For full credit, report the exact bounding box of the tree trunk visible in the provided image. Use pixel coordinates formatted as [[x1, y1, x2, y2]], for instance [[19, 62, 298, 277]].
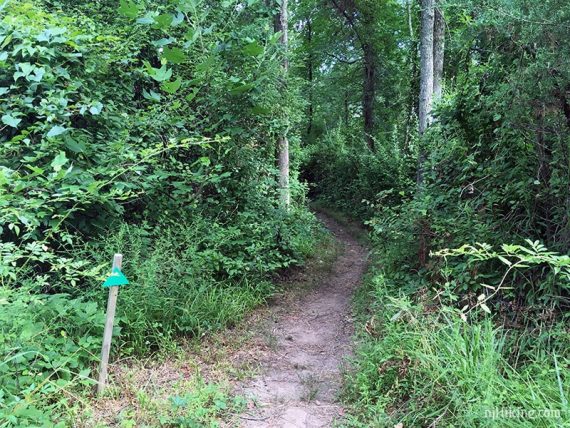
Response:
[[417, 0, 435, 268], [363, 43, 376, 151], [404, 0, 418, 153], [329, 0, 375, 150], [306, 21, 314, 137], [275, 0, 290, 207], [433, 5, 445, 101], [417, 0, 435, 186], [344, 89, 349, 126]]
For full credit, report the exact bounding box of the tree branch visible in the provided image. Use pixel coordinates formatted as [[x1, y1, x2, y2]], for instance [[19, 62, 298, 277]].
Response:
[[325, 52, 360, 64], [329, 0, 366, 50]]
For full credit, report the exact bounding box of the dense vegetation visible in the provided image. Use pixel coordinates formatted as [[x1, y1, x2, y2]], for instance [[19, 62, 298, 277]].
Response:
[[0, 1, 316, 424], [298, 0, 570, 426], [1, 0, 569, 426]]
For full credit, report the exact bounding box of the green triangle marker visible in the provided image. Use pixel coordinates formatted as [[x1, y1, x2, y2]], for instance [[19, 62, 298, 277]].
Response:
[[102, 266, 130, 288]]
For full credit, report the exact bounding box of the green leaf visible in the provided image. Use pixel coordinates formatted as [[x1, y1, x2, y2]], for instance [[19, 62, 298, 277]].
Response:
[[119, 0, 139, 18], [250, 106, 270, 115], [163, 47, 187, 64], [144, 62, 173, 82], [143, 89, 161, 102], [497, 255, 511, 266], [2, 114, 21, 128], [47, 125, 67, 138], [64, 138, 86, 153], [161, 77, 183, 94], [242, 41, 264, 57], [89, 102, 104, 115], [51, 151, 68, 172], [153, 14, 174, 30], [229, 83, 254, 95], [185, 88, 199, 102]]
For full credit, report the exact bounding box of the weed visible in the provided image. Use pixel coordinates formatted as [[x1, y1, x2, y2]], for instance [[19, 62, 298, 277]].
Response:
[[300, 373, 321, 403]]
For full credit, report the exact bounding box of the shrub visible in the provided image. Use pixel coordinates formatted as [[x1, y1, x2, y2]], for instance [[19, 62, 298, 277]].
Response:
[[0, 286, 103, 426]]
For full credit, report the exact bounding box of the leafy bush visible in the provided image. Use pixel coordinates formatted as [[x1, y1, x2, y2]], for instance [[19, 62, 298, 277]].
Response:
[[0, 1, 320, 425], [85, 208, 318, 352], [435, 240, 570, 312], [303, 128, 411, 219], [0, 287, 103, 427]]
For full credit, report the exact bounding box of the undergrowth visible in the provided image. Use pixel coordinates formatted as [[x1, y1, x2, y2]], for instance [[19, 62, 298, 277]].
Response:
[[343, 233, 570, 428], [0, 208, 321, 426]]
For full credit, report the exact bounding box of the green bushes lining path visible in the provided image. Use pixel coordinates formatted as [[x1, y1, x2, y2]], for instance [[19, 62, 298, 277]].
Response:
[[0, 1, 318, 425], [1, 210, 320, 426]]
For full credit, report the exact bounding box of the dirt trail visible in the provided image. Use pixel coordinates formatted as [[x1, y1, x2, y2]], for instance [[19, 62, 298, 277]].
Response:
[[236, 214, 368, 427]]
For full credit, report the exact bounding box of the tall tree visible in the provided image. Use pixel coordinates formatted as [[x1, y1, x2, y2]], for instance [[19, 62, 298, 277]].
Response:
[[433, 6, 445, 101], [275, 0, 291, 207], [404, 0, 418, 152], [306, 19, 314, 137], [417, 0, 435, 186], [330, 0, 376, 150]]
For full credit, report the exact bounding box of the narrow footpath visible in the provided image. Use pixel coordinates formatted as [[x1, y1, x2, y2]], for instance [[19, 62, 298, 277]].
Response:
[[236, 214, 368, 427]]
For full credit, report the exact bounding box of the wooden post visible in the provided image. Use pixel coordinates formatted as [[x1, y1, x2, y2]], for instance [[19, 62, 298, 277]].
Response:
[[97, 253, 122, 395]]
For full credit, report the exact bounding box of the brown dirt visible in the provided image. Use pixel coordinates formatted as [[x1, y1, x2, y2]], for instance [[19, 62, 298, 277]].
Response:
[[234, 213, 368, 427]]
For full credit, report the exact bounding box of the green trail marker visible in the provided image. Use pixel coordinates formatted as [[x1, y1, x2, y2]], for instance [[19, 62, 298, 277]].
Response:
[[97, 254, 127, 395], [102, 267, 129, 288]]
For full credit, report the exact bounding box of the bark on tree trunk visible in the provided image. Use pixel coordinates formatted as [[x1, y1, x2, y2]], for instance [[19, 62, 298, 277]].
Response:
[[418, 0, 435, 136], [433, 6, 445, 101], [306, 21, 313, 136], [404, 0, 418, 153], [417, 0, 435, 186], [275, 0, 290, 207], [363, 43, 376, 151], [417, 0, 436, 268]]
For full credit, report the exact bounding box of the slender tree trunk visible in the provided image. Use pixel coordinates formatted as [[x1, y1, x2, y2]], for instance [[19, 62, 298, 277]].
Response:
[[306, 21, 314, 137], [534, 104, 555, 241], [433, 6, 445, 101], [417, 0, 436, 268], [344, 89, 349, 126], [329, 0, 375, 150], [275, 0, 290, 207], [417, 0, 435, 187], [404, 0, 417, 152], [363, 43, 376, 151]]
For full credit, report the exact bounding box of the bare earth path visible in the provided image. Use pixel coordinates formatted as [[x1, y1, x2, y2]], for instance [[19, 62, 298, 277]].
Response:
[[236, 214, 368, 427]]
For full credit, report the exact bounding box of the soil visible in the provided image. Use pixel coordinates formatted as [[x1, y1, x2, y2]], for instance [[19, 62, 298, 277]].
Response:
[[234, 213, 368, 427]]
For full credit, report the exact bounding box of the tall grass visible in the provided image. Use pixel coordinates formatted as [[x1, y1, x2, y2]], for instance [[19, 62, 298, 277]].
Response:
[[344, 268, 569, 427]]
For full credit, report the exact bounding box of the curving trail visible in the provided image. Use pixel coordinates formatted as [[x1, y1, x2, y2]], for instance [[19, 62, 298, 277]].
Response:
[[236, 214, 368, 428]]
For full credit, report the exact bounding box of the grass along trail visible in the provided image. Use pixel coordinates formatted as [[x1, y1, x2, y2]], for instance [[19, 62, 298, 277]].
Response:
[[234, 213, 368, 427]]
